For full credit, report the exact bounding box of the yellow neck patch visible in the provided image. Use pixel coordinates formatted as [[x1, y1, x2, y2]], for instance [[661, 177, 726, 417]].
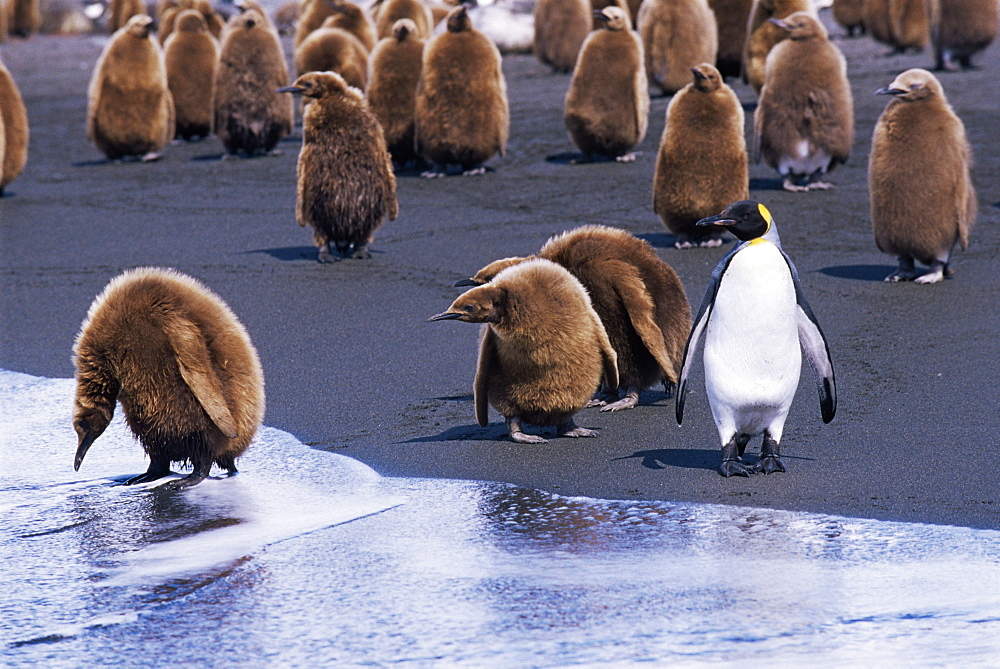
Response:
[[757, 203, 773, 235]]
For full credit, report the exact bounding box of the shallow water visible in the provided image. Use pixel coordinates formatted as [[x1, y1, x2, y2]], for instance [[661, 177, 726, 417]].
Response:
[[3, 370, 1000, 666]]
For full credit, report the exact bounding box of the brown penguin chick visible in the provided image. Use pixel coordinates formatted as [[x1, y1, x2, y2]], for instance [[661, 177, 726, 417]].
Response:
[[73, 267, 265, 489], [870, 69, 976, 284], [192, 0, 225, 39], [321, 0, 377, 51], [889, 0, 929, 51], [414, 6, 509, 176], [373, 0, 433, 39], [742, 0, 813, 94], [234, 0, 280, 34], [7, 0, 40, 37], [707, 0, 754, 78], [564, 7, 648, 162], [456, 226, 692, 412], [294, 0, 335, 47], [926, 0, 998, 70], [157, 0, 193, 44], [0, 56, 28, 196], [366, 18, 425, 166], [754, 12, 853, 192], [637, 0, 717, 95], [831, 0, 865, 37], [164, 10, 219, 140], [87, 15, 175, 162], [654, 64, 748, 248], [862, 0, 898, 49], [107, 0, 145, 33], [431, 259, 619, 443], [273, 1, 300, 34], [279, 71, 398, 262], [589, 0, 630, 30], [294, 17, 369, 91], [214, 9, 293, 156], [532, 0, 591, 73]]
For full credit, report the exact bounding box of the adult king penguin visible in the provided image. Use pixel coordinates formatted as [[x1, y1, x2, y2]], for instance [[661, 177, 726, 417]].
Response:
[[676, 200, 836, 477]]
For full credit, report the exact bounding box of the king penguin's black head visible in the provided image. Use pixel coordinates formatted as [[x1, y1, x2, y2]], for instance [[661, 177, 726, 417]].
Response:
[[696, 200, 773, 241]]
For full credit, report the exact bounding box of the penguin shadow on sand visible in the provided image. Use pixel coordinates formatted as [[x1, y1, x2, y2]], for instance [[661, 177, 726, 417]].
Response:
[[245, 246, 385, 262], [190, 135, 300, 162], [748, 176, 787, 190], [819, 264, 899, 281], [616, 448, 815, 471]]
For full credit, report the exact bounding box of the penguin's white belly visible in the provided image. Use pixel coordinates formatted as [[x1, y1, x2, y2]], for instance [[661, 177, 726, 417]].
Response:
[[778, 141, 831, 177], [704, 241, 801, 437]]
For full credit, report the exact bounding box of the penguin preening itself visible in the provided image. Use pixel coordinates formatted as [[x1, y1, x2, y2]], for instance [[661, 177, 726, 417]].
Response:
[[455, 225, 692, 412], [676, 201, 836, 477], [563, 6, 648, 162], [754, 12, 853, 192], [869, 69, 976, 284], [279, 71, 398, 262], [86, 15, 175, 162], [73, 267, 265, 489], [431, 259, 619, 443]]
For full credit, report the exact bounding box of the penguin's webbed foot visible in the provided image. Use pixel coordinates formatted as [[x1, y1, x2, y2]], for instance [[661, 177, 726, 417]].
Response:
[[421, 163, 448, 178], [317, 244, 340, 263], [462, 166, 486, 176], [885, 257, 917, 282], [804, 180, 835, 191], [719, 458, 753, 477], [754, 434, 785, 474], [586, 387, 619, 408], [140, 151, 163, 163], [614, 153, 637, 163], [557, 421, 597, 438], [123, 470, 171, 485], [719, 438, 752, 477], [162, 472, 208, 489], [350, 244, 372, 260], [599, 390, 639, 412], [510, 430, 548, 444], [914, 267, 945, 284], [698, 236, 725, 248]]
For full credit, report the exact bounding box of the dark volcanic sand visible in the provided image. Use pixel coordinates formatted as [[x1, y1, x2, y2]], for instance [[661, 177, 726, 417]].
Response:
[[1, 23, 998, 529]]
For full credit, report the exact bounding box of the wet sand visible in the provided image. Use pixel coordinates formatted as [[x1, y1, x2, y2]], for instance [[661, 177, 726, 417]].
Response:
[[1, 23, 998, 529]]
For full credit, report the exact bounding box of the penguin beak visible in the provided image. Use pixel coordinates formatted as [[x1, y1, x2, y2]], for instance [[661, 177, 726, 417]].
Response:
[[594, 9, 609, 20], [74, 430, 97, 472], [428, 311, 464, 322], [690, 67, 708, 81], [276, 85, 305, 95], [696, 213, 736, 228], [768, 17, 791, 31], [453, 278, 481, 287], [875, 87, 906, 96]]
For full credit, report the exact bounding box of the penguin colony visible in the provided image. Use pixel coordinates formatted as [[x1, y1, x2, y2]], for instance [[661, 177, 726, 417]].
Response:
[[0, 0, 982, 482], [73, 268, 265, 488]]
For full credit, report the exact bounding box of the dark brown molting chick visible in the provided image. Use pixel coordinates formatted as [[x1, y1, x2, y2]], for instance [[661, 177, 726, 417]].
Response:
[[279, 71, 398, 262], [214, 9, 293, 156]]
